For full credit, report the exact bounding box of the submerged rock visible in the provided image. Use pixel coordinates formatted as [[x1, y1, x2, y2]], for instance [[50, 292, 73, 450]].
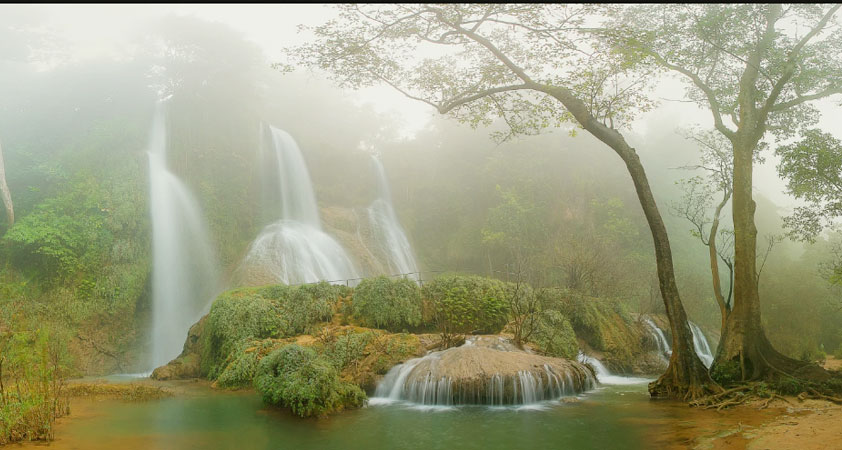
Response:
[[375, 342, 595, 405]]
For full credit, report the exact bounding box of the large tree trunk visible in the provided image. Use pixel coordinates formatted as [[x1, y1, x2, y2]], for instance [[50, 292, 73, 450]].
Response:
[[714, 140, 827, 381], [0, 139, 14, 226], [540, 85, 716, 399]]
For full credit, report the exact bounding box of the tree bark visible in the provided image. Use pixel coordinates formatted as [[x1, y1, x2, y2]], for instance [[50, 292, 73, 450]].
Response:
[[715, 138, 828, 381], [539, 85, 716, 399], [0, 139, 14, 227]]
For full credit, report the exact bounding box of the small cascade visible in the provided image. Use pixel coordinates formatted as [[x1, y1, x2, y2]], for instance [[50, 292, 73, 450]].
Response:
[[577, 352, 651, 386], [148, 102, 220, 370], [689, 322, 714, 368], [373, 342, 595, 406], [240, 126, 358, 285], [366, 155, 420, 281], [644, 317, 672, 361]]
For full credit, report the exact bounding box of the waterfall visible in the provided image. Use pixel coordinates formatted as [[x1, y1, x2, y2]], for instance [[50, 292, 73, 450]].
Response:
[[366, 155, 420, 280], [577, 352, 651, 385], [644, 317, 672, 361], [148, 102, 219, 370], [644, 317, 714, 368], [372, 343, 595, 406], [240, 125, 358, 285], [689, 322, 714, 368]]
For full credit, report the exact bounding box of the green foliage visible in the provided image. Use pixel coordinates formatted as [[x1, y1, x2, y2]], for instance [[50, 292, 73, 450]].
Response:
[[322, 330, 375, 372], [202, 283, 344, 379], [215, 340, 285, 389], [253, 345, 366, 418], [423, 275, 509, 340], [351, 276, 422, 331], [3, 177, 113, 279], [776, 130, 842, 242], [547, 289, 641, 367], [0, 326, 69, 444], [528, 309, 578, 359]]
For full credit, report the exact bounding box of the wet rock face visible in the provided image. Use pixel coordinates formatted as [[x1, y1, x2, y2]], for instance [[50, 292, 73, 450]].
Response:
[[151, 316, 207, 380], [375, 340, 596, 405]]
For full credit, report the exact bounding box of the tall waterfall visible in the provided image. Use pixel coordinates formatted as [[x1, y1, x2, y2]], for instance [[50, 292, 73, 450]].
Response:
[[689, 322, 714, 368], [148, 103, 219, 370], [367, 155, 419, 280], [241, 126, 358, 285]]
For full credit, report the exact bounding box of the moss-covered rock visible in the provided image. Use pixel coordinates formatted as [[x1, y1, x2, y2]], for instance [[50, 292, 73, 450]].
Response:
[[546, 289, 644, 372], [151, 316, 207, 380]]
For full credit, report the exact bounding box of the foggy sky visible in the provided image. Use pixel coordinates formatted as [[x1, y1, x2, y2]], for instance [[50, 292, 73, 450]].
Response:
[[2, 4, 840, 211]]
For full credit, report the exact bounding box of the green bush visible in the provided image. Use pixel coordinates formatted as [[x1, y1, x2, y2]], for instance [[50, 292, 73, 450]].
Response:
[[351, 276, 422, 331], [253, 345, 366, 418], [215, 339, 285, 389], [201, 289, 283, 379], [422, 275, 509, 340], [0, 327, 69, 445], [322, 330, 375, 372], [201, 283, 344, 379], [528, 309, 578, 359]]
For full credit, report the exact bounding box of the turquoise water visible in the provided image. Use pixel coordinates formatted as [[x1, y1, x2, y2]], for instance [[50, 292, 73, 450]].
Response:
[[46, 383, 746, 450]]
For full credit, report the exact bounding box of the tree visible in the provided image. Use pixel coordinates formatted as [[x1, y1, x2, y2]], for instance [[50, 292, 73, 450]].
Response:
[[670, 132, 734, 334], [296, 4, 714, 398], [618, 4, 841, 381], [776, 130, 842, 242]]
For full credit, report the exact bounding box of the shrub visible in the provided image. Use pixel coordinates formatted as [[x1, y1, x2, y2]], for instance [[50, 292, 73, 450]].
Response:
[[253, 345, 366, 418], [422, 275, 509, 343], [321, 330, 375, 372], [351, 276, 422, 331], [202, 283, 343, 379], [201, 289, 283, 379], [0, 327, 69, 444], [215, 339, 285, 389], [528, 309, 578, 359]]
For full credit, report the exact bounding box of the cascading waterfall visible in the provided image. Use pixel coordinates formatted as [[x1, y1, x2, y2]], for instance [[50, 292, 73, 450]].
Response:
[[644, 317, 672, 361], [148, 102, 219, 370], [644, 317, 715, 368], [577, 352, 651, 385], [241, 126, 358, 285], [689, 322, 714, 368], [373, 342, 595, 406], [366, 155, 420, 281]]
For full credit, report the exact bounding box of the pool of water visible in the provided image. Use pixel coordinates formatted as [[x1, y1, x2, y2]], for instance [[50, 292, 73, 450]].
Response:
[[38, 381, 775, 450]]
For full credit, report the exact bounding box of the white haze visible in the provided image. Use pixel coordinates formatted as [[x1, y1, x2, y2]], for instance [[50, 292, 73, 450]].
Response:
[[2, 4, 841, 212]]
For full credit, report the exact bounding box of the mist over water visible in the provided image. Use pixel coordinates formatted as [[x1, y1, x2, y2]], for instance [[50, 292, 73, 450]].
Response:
[[148, 102, 219, 370]]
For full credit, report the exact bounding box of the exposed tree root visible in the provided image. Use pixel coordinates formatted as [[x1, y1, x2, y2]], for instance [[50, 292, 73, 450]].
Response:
[[799, 388, 842, 405], [690, 383, 797, 410], [760, 393, 791, 409]]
